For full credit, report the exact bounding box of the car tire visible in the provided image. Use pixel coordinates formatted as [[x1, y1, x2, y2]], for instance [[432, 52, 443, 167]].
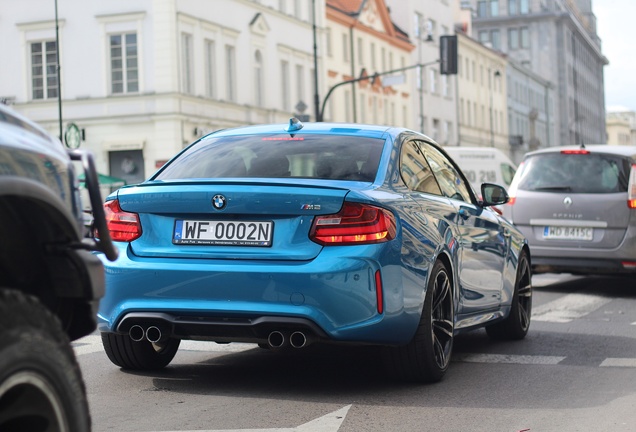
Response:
[[486, 250, 532, 340], [383, 260, 454, 383], [0, 288, 91, 432], [101, 332, 180, 370]]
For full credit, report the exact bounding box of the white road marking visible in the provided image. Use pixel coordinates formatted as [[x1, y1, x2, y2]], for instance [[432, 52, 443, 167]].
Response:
[[453, 353, 565, 365], [532, 293, 612, 323], [72, 335, 255, 357], [159, 405, 351, 432], [600, 358, 636, 368]]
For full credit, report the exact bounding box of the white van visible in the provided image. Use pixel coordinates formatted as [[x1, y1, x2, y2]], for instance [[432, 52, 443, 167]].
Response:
[[443, 146, 517, 195]]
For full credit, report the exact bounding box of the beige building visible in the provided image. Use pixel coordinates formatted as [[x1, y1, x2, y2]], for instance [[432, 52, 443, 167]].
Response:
[[606, 111, 636, 146], [456, 31, 508, 150], [322, 0, 414, 127]]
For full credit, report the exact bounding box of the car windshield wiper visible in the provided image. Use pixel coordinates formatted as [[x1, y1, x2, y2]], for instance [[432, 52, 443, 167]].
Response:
[[531, 186, 573, 192]]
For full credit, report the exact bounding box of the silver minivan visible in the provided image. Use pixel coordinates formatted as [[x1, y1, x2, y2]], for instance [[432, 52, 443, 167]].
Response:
[[503, 145, 636, 276]]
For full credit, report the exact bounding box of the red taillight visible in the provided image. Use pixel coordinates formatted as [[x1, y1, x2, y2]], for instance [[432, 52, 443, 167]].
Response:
[[103, 199, 142, 242], [561, 149, 590, 155], [309, 202, 396, 245], [628, 164, 636, 209]]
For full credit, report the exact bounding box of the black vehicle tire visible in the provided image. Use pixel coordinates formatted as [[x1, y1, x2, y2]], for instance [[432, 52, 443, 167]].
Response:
[[383, 260, 454, 383], [101, 332, 180, 370], [486, 250, 532, 340], [0, 288, 91, 432]]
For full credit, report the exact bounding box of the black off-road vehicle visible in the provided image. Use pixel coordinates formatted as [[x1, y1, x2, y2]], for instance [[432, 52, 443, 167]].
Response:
[[0, 103, 116, 431]]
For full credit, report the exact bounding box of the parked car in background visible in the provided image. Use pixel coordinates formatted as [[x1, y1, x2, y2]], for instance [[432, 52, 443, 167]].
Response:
[[443, 146, 517, 196], [504, 145, 636, 277], [97, 119, 531, 383], [0, 103, 117, 431]]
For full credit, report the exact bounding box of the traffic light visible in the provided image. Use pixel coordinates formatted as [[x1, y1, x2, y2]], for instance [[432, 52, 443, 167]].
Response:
[[440, 35, 458, 75]]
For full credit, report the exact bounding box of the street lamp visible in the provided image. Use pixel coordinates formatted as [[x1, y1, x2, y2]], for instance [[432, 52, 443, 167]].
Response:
[[490, 69, 501, 147]]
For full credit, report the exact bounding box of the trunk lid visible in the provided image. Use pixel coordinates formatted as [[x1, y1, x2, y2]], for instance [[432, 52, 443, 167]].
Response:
[[117, 181, 351, 260]]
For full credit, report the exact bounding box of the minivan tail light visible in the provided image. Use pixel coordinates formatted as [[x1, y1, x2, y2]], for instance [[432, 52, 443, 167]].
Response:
[[628, 164, 636, 209], [561, 149, 590, 155], [103, 199, 142, 242], [309, 202, 396, 245], [505, 161, 524, 206]]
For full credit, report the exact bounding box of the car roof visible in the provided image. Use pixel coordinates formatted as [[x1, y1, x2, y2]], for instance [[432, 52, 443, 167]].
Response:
[[525, 145, 636, 159], [207, 121, 406, 140]]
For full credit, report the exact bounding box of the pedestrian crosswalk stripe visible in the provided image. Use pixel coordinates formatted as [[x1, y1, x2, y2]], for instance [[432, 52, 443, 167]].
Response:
[[453, 353, 565, 365], [599, 358, 636, 368], [532, 293, 612, 323]]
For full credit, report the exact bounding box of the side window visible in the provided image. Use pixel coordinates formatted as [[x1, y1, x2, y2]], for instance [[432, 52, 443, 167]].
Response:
[[399, 140, 442, 195], [420, 142, 472, 202], [500, 163, 516, 186]]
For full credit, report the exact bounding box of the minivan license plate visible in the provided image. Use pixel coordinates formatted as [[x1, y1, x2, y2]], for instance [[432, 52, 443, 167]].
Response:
[[173, 220, 273, 246], [543, 226, 593, 241]]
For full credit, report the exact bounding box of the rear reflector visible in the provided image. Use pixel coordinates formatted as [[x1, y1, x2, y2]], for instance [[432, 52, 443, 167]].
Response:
[[103, 199, 142, 242], [309, 202, 396, 245], [375, 270, 384, 314]]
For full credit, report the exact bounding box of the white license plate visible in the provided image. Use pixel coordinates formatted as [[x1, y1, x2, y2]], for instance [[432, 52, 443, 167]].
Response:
[[173, 220, 273, 246], [543, 226, 593, 241]]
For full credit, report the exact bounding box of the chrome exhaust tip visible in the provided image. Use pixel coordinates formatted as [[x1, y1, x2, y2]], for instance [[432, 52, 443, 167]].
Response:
[[129, 325, 145, 342], [267, 331, 286, 348], [289, 331, 307, 348], [145, 326, 162, 343]]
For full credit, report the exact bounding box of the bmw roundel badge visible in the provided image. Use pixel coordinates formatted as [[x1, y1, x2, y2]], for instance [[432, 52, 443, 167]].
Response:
[[212, 194, 227, 210]]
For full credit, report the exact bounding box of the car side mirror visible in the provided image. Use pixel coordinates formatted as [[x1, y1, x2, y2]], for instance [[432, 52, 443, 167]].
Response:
[[480, 183, 509, 207]]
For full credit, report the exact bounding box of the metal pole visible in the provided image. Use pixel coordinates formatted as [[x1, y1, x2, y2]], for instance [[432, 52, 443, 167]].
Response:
[[312, 0, 320, 121], [319, 60, 439, 123], [54, 0, 63, 141]]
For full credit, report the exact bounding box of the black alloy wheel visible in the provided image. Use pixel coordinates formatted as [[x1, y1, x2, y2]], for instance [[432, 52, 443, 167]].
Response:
[[486, 250, 532, 340]]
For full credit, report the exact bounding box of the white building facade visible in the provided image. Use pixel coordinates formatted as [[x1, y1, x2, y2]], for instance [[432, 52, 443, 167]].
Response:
[[0, 0, 325, 184], [385, 0, 459, 145]]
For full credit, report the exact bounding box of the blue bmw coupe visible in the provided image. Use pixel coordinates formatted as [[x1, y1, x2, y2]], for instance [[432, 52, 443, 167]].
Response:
[[98, 120, 531, 383]]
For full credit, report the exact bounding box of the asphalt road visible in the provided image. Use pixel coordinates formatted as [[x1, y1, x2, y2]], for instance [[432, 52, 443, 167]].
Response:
[[74, 273, 636, 432]]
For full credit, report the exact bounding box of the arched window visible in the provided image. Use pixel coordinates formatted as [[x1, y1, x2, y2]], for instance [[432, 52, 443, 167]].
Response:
[[254, 50, 263, 107]]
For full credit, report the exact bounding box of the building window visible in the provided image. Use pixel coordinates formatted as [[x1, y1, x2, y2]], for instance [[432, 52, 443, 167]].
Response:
[[326, 28, 332, 57], [491, 30, 501, 50], [30, 41, 58, 100], [370, 42, 376, 69], [110, 33, 138, 94], [279, 0, 286, 13], [429, 68, 438, 94], [509, 28, 519, 49], [357, 37, 364, 65], [509, 0, 518, 15], [281, 60, 290, 110], [181, 33, 194, 94], [520, 27, 530, 48], [520, 0, 529, 14], [477, 1, 487, 17], [205, 40, 216, 98], [342, 33, 349, 62], [226, 45, 236, 102], [254, 50, 263, 106], [479, 30, 489, 45], [490, 0, 499, 17], [295, 64, 304, 106]]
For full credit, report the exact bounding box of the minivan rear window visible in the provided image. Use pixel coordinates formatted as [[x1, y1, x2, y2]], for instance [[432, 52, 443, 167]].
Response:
[[517, 153, 630, 194], [154, 134, 385, 182]]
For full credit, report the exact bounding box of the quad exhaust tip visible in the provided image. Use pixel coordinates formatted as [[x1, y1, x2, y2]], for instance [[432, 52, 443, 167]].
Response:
[[128, 324, 163, 343]]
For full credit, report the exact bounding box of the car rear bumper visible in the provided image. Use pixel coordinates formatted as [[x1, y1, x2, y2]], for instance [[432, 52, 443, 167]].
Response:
[[97, 243, 423, 346], [531, 256, 636, 275]]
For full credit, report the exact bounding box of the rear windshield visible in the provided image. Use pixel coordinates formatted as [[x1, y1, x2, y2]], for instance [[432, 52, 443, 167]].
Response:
[[517, 152, 631, 194], [154, 134, 385, 182]]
